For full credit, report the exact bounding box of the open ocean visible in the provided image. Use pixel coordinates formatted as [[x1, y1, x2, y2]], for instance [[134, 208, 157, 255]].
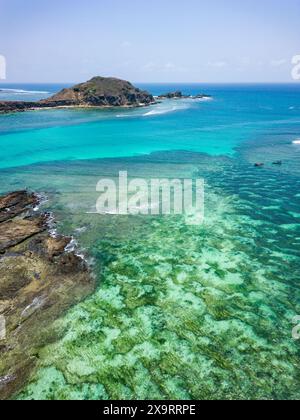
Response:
[[0, 83, 300, 399]]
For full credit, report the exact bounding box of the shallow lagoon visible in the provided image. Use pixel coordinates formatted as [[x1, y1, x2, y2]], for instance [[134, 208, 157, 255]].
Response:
[[0, 84, 300, 399]]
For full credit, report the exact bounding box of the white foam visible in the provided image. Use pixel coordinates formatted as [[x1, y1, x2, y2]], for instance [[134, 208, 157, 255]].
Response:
[[115, 102, 191, 119], [64, 238, 78, 253], [292, 139, 300, 145], [0, 88, 49, 94], [197, 96, 213, 102], [74, 226, 87, 234], [64, 236, 87, 262], [116, 114, 133, 118], [143, 104, 189, 117], [33, 192, 49, 212]]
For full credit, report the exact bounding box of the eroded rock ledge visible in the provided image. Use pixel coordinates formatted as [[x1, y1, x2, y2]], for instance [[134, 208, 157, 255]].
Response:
[[0, 191, 95, 400]]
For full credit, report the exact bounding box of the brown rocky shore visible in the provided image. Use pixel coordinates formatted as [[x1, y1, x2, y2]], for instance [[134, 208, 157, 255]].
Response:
[[0, 191, 95, 400]]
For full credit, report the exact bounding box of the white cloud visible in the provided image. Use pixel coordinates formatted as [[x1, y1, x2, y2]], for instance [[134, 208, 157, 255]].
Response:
[[240, 57, 251, 66], [142, 61, 158, 72], [142, 61, 188, 73], [164, 62, 176, 70], [208, 60, 228, 68], [270, 59, 287, 67]]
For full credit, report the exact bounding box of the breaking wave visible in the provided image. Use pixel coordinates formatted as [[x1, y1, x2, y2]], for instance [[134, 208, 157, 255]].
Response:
[[142, 102, 192, 117], [0, 88, 50, 94]]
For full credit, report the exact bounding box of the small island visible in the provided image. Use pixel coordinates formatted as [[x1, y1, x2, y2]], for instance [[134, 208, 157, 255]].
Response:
[[0, 77, 212, 114], [0, 77, 156, 114]]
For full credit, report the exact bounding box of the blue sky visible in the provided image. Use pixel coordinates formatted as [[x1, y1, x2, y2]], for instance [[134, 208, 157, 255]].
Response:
[[1, 0, 299, 83]]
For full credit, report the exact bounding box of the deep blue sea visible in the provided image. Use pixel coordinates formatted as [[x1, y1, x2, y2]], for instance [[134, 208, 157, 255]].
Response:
[[0, 83, 300, 400]]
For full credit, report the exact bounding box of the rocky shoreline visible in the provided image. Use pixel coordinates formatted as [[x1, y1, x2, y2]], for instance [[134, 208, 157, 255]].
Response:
[[0, 191, 95, 399]]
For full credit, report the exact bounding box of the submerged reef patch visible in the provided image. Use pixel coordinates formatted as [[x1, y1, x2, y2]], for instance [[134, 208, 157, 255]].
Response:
[[17, 174, 300, 400]]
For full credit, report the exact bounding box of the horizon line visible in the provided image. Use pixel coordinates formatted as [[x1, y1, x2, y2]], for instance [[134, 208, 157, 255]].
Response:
[[0, 81, 299, 85]]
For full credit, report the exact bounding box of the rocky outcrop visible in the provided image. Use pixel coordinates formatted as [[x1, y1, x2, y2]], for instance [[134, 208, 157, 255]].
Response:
[[0, 191, 38, 223], [0, 191, 95, 399], [158, 91, 183, 99], [42, 76, 155, 107], [158, 91, 212, 100], [0, 101, 48, 114], [0, 80, 213, 114], [0, 216, 47, 253], [0, 77, 155, 114]]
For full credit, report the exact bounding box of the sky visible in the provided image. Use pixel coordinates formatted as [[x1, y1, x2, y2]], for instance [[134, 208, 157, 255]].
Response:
[[0, 0, 300, 83]]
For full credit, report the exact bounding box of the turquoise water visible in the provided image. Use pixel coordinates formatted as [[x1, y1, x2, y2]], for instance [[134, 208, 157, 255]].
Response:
[[0, 84, 300, 400], [1, 84, 300, 169]]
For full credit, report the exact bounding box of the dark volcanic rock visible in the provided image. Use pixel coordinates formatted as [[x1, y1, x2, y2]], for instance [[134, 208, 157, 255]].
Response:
[[0, 191, 38, 223], [193, 94, 212, 99], [0, 101, 40, 113], [0, 77, 155, 114], [0, 216, 47, 253], [43, 76, 155, 107], [0, 101, 56, 114], [158, 91, 212, 100], [0, 191, 95, 400], [158, 91, 183, 99]]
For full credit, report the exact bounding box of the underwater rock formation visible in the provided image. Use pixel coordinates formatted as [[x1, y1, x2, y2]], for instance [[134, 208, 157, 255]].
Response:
[[0, 191, 95, 399]]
